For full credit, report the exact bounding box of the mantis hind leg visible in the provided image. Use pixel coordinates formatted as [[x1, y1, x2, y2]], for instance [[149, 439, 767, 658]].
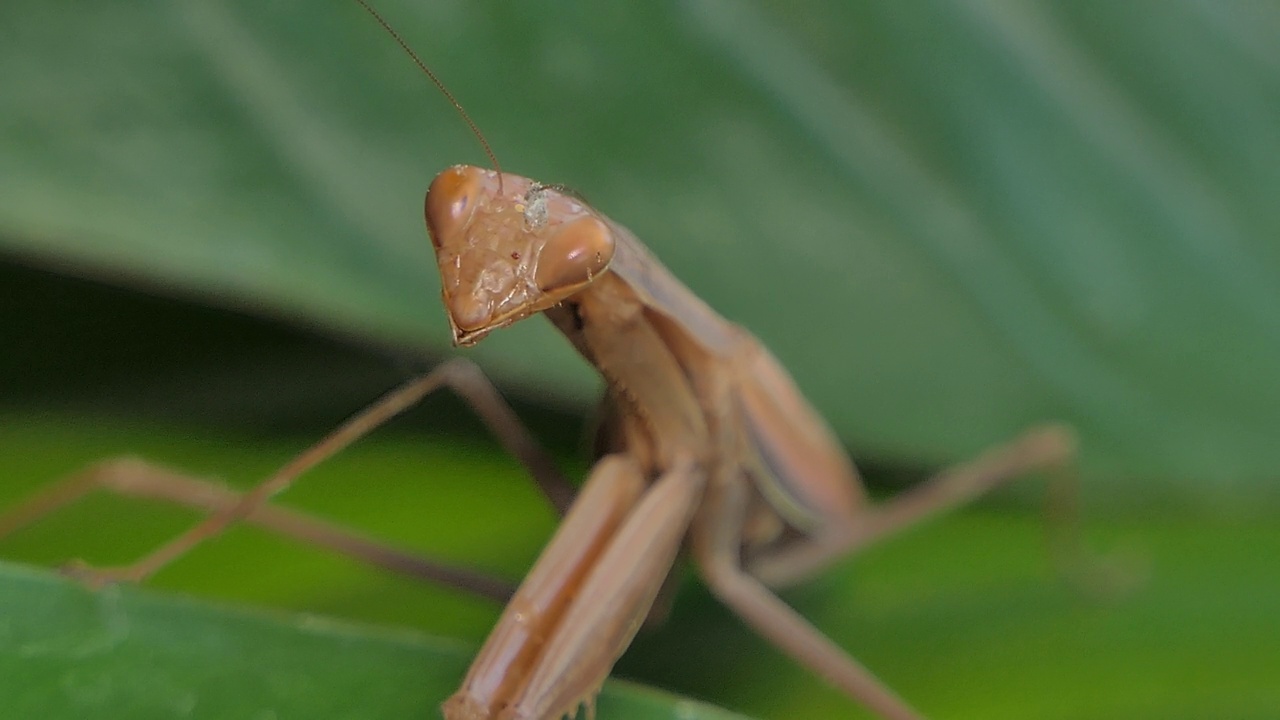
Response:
[[749, 424, 1105, 589], [0, 456, 514, 600], [694, 474, 925, 720], [0, 357, 575, 589]]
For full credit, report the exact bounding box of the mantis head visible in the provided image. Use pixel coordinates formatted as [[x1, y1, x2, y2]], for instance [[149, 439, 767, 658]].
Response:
[[425, 165, 615, 346]]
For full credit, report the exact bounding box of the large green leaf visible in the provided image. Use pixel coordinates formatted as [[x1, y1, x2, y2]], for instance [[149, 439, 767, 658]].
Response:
[[3, 0, 1279, 499], [3, 3, 1280, 717]]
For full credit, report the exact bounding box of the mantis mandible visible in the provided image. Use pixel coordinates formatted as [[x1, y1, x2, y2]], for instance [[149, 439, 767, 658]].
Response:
[[0, 3, 1078, 719]]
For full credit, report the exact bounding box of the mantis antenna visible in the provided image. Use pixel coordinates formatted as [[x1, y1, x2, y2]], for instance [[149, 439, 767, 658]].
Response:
[[351, 0, 504, 189]]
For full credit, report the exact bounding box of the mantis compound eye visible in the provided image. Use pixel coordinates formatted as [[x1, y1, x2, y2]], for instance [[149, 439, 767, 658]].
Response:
[[534, 216, 613, 294], [425, 165, 482, 248]]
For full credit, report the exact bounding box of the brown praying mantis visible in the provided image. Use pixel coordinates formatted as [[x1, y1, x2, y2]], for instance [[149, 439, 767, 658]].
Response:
[[0, 3, 1082, 719]]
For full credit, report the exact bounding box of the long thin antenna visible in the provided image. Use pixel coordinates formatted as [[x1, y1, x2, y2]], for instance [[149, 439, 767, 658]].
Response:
[[352, 0, 503, 181]]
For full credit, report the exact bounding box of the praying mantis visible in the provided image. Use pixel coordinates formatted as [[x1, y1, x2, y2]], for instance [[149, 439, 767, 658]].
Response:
[[0, 3, 1082, 719]]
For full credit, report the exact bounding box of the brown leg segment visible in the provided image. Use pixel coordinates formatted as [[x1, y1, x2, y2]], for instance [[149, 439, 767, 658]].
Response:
[[0, 457, 514, 600], [443, 454, 650, 720], [750, 424, 1077, 588], [500, 457, 704, 720], [0, 358, 574, 587], [694, 476, 924, 720]]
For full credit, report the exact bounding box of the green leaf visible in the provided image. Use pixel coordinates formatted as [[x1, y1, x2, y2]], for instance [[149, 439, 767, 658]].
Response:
[[3, 1, 1280, 501], [0, 560, 752, 720]]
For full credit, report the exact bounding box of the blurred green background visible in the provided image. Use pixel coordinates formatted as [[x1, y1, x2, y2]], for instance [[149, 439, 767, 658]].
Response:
[[2, 0, 1279, 718]]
